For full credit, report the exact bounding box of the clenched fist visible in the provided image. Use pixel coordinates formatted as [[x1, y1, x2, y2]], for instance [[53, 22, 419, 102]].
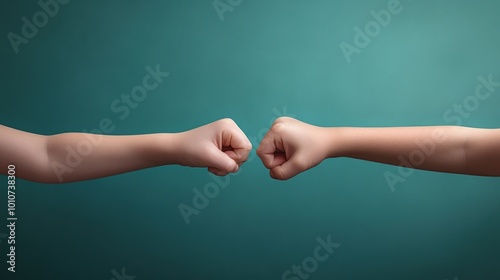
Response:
[[257, 117, 334, 180], [0, 118, 252, 183], [173, 118, 253, 176], [3, 115, 498, 184]]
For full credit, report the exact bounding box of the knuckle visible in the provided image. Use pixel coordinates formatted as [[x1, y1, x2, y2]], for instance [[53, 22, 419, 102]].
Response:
[[256, 147, 264, 157], [275, 116, 291, 124], [243, 141, 253, 152], [219, 118, 235, 126], [271, 122, 287, 133]]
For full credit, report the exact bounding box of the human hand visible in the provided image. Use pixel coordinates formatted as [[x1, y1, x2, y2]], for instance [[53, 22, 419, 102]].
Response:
[[257, 117, 333, 180], [173, 118, 252, 176]]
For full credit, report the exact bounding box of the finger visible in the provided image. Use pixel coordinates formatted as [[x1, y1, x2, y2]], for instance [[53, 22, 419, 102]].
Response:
[[270, 151, 288, 167], [230, 138, 252, 162], [208, 167, 229, 176], [222, 148, 247, 165], [257, 130, 286, 169], [206, 148, 239, 174], [270, 154, 307, 180], [222, 125, 252, 163], [208, 159, 242, 175]]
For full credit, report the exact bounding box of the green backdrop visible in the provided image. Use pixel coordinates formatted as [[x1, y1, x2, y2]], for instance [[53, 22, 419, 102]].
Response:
[[1, 0, 500, 279]]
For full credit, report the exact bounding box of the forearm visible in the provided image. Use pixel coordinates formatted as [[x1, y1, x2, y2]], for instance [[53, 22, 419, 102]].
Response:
[[329, 126, 500, 176], [1, 119, 251, 183], [44, 133, 178, 183]]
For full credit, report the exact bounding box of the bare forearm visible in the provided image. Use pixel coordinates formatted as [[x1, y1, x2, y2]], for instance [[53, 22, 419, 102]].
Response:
[[329, 126, 500, 176], [44, 133, 177, 183], [1, 119, 252, 184]]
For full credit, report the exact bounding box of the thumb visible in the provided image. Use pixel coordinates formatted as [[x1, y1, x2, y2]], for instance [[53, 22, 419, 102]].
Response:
[[269, 155, 306, 180], [207, 148, 239, 173]]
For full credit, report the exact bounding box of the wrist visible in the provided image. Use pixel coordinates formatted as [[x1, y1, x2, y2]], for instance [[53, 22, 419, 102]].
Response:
[[323, 127, 345, 158], [157, 133, 182, 165]]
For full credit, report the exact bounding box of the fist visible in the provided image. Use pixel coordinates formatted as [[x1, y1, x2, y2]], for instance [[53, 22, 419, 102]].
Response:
[[175, 118, 252, 176], [257, 117, 333, 180]]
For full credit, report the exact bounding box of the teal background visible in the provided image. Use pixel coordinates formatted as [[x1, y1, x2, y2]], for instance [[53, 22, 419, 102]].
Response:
[[1, 0, 500, 279]]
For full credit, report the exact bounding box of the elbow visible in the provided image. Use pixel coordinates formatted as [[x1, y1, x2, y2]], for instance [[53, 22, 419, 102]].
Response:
[[42, 135, 71, 184], [21, 174, 65, 184], [6, 135, 66, 184], [18, 161, 67, 184]]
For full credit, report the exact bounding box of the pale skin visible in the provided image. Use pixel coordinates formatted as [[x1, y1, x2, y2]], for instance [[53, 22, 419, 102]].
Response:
[[2, 117, 500, 183], [0, 118, 252, 183], [257, 117, 500, 180]]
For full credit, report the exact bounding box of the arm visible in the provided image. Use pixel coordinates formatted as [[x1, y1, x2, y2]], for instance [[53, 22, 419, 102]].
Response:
[[0, 119, 252, 183], [257, 117, 500, 180]]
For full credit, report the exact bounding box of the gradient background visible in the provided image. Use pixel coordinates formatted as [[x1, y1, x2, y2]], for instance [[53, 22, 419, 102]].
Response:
[[1, 0, 500, 279]]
